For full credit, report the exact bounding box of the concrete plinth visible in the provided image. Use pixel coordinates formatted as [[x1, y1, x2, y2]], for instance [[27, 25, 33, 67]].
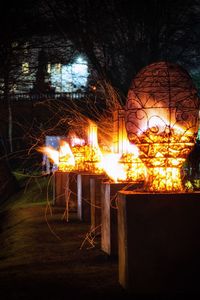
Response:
[[101, 182, 135, 256], [53, 171, 77, 211], [118, 191, 200, 295]]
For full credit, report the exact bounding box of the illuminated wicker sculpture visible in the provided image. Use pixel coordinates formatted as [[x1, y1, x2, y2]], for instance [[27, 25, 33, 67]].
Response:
[[125, 62, 199, 192]]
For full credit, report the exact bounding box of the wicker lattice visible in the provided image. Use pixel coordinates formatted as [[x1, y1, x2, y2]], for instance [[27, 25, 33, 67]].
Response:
[[125, 62, 199, 191]]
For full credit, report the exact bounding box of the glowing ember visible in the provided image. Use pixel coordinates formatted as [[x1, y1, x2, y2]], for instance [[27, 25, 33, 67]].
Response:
[[148, 167, 183, 192], [119, 155, 147, 183], [133, 125, 195, 191], [126, 123, 197, 192], [71, 144, 86, 171]]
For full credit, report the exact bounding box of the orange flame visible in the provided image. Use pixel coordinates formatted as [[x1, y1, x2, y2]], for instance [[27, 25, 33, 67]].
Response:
[[88, 120, 98, 148], [38, 146, 59, 165], [58, 141, 75, 172], [100, 153, 126, 182], [83, 121, 103, 173], [69, 132, 85, 147], [38, 120, 147, 183], [100, 140, 147, 183]]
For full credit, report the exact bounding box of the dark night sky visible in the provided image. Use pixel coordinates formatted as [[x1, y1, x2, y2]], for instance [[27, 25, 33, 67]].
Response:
[[1, 0, 199, 37], [0, 0, 200, 93]]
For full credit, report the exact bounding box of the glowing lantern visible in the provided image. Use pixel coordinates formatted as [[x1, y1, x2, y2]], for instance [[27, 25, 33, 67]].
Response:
[[125, 62, 199, 192]]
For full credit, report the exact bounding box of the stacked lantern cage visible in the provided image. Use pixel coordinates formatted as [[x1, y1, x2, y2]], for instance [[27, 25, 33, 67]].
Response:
[[52, 121, 107, 223], [125, 62, 199, 192], [113, 109, 127, 154], [112, 109, 147, 183], [117, 62, 200, 294], [99, 109, 145, 256]]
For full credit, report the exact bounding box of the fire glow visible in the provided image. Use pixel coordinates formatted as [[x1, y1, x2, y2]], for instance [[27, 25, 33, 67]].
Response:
[[126, 109, 196, 192], [125, 61, 199, 192], [39, 119, 147, 183], [137, 124, 193, 192]]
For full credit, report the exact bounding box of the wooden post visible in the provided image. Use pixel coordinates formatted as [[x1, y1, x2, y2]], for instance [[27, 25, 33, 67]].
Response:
[[53, 171, 69, 206], [77, 173, 106, 223], [68, 172, 78, 212], [77, 173, 92, 222], [118, 191, 200, 294], [101, 182, 130, 256], [53, 171, 78, 211], [90, 176, 105, 234]]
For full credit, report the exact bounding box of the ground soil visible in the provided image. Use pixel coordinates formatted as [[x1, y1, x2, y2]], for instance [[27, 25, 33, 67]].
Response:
[[0, 203, 130, 300]]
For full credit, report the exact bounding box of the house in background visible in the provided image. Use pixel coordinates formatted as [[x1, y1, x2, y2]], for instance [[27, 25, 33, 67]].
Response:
[[0, 35, 92, 97]]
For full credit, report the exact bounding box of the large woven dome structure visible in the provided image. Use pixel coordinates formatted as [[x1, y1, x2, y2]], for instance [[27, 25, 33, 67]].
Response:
[[125, 61, 199, 191], [125, 61, 199, 141]]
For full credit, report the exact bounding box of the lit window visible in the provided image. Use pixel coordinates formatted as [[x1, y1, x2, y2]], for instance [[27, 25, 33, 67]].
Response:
[[76, 56, 84, 64], [55, 63, 61, 73], [50, 56, 89, 92], [22, 62, 29, 74], [47, 63, 51, 73]]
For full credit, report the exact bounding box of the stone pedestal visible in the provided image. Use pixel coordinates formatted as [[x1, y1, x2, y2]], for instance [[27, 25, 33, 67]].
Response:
[[118, 191, 200, 295]]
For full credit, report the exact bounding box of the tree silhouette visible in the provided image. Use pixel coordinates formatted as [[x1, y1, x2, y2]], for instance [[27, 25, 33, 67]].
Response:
[[32, 49, 51, 93]]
